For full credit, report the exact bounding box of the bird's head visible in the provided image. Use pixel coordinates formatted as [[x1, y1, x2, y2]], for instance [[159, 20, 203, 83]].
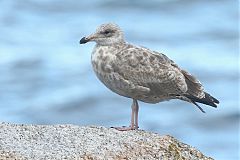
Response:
[[80, 23, 125, 46]]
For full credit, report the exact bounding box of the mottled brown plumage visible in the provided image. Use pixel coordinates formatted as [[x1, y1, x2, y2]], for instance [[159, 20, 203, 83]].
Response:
[[79, 23, 219, 130]]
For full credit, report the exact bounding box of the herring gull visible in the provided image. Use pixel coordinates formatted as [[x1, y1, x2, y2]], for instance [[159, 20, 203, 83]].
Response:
[[79, 23, 219, 131]]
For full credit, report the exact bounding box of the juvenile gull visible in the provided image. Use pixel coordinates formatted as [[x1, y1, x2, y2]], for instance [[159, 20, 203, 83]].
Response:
[[79, 23, 219, 131]]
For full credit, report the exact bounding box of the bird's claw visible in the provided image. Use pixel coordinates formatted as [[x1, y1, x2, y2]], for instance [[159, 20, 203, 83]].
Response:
[[111, 125, 138, 131]]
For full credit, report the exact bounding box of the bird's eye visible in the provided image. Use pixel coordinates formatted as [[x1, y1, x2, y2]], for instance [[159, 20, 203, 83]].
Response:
[[102, 29, 113, 35], [104, 30, 110, 34]]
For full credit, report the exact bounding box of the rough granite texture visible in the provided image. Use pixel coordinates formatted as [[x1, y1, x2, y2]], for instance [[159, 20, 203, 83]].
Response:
[[0, 122, 213, 160]]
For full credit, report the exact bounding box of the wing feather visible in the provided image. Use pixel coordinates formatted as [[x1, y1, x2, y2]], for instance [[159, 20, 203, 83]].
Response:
[[113, 45, 187, 96]]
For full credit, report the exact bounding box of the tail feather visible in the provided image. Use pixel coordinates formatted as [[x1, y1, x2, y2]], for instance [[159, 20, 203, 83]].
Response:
[[186, 92, 219, 109], [191, 100, 206, 113]]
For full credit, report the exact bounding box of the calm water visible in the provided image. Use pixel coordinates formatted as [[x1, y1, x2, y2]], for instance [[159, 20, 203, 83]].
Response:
[[0, 0, 239, 159]]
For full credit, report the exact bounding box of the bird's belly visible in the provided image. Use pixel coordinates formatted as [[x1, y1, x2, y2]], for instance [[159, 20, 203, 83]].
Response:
[[93, 69, 173, 103], [94, 69, 131, 98]]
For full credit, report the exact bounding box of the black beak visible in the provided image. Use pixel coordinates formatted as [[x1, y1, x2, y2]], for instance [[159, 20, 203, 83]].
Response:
[[79, 37, 89, 44]]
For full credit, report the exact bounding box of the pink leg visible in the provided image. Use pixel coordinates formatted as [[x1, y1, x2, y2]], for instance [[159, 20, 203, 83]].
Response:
[[114, 99, 139, 131], [130, 101, 135, 128], [134, 100, 139, 129]]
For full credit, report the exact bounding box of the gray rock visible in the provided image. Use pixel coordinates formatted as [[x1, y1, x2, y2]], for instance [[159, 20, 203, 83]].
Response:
[[0, 122, 213, 160]]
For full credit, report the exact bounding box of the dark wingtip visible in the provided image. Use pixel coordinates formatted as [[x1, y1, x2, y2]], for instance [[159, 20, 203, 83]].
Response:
[[204, 92, 219, 105], [79, 37, 88, 44], [212, 96, 220, 104], [185, 92, 219, 110]]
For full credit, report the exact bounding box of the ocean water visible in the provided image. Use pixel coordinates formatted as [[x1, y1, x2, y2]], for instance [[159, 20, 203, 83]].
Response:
[[0, 0, 239, 159]]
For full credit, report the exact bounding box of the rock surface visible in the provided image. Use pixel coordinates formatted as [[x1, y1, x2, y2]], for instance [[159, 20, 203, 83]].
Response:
[[0, 122, 213, 160]]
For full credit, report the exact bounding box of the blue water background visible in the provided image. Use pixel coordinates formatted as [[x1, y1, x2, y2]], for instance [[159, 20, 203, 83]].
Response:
[[0, 0, 239, 159]]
